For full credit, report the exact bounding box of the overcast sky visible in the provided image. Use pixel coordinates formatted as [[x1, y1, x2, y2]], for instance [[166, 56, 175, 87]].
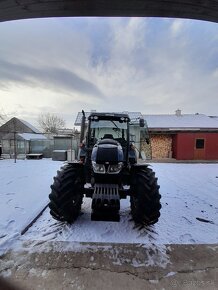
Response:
[[0, 17, 218, 128]]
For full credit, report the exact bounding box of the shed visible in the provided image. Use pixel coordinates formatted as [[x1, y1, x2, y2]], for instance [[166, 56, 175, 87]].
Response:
[[143, 113, 218, 160], [0, 117, 41, 139], [0, 117, 46, 159], [2, 133, 47, 158]]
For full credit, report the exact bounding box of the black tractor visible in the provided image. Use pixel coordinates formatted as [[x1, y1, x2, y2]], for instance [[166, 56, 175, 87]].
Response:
[[49, 111, 161, 225]]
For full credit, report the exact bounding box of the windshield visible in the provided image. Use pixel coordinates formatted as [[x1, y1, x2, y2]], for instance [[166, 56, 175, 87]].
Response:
[[89, 120, 128, 144]]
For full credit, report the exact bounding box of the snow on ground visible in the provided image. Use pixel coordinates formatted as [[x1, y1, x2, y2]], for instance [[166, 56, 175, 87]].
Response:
[[24, 163, 218, 244], [0, 159, 218, 254], [0, 159, 63, 250]]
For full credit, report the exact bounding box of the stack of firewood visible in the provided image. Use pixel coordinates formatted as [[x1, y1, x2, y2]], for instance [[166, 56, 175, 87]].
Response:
[[150, 135, 172, 159], [140, 141, 152, 160]]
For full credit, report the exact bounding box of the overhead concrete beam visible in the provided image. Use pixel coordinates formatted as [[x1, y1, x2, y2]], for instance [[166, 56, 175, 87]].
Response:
[[1, 0, 218, 23]]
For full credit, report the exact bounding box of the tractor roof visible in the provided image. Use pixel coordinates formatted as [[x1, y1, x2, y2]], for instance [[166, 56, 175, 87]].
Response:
[[74, 111, 143, 125], [88, 112, 130, 121]]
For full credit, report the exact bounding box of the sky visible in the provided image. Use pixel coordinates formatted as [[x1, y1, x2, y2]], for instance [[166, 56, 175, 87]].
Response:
[[0, 17, 218, 128]]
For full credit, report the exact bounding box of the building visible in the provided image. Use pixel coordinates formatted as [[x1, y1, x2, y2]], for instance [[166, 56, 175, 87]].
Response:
[[144, 110, 218, 160], [0, 117, 46, 158]]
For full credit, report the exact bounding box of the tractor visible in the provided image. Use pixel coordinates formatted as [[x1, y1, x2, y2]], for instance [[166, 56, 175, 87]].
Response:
[[49, 111, 161, 225]]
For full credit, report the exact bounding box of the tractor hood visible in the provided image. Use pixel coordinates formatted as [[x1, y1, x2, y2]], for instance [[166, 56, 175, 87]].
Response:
[[91, 139, 124, 164]]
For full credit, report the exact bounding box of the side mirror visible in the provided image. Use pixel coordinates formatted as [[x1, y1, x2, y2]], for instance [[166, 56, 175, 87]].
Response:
[[139, 118, 145, 127]]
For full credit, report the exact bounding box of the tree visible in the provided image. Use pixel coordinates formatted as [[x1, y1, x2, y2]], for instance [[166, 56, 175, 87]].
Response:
[[38, 113, 66, 134]]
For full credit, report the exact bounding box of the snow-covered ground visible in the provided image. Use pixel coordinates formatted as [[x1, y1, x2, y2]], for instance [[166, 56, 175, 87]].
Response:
[[0, 159, 218, 254], [0, 159, 63, 251]]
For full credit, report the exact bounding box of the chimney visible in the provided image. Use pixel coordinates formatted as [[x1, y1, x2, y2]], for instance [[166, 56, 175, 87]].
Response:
[[175, 109, 182, 116]]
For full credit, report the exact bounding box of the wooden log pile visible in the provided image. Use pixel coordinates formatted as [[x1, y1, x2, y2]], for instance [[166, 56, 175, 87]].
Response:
[[150, 134, 172, 159], [140, 141, 152, 160]]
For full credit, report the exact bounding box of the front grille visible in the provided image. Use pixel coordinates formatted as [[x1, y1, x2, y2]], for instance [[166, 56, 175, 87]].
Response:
[[91, 183, 120, 210]]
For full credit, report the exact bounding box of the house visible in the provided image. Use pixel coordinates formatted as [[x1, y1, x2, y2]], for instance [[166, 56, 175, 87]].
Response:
[[0, 117, 47, 159], [0, 117, 41, 138], [75, 110, 218, 161], [144, 110, 218, 160]]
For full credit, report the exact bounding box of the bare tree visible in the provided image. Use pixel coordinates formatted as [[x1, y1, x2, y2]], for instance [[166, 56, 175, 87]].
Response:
[[38, 113, 66, 134]]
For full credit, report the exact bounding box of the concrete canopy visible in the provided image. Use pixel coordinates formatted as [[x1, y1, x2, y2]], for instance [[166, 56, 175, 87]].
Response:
[[1, 0, 218, 23]]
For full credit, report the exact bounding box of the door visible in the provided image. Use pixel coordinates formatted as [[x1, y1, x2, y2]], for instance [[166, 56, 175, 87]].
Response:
[[194, 138, 205, 159]]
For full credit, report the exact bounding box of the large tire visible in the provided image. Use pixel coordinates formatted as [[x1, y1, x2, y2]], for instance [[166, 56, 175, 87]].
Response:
[[130, 166, 161, 226], [49, 164, 84, 223]]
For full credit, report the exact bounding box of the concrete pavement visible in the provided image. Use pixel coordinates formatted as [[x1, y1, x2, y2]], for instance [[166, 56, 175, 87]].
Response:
[[0, 242, 217, 290]]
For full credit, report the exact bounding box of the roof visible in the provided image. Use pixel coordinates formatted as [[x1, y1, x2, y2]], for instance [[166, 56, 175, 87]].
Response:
[[143, 114, 218, 130], [2, 133, 47, 141], [75, 111, 218, 131], [0, 117, 42, 134], [75, 111, 142, 125], [18, 133, 47, 140], [88, 112, 130, 122], [19, 119, 41, 133]]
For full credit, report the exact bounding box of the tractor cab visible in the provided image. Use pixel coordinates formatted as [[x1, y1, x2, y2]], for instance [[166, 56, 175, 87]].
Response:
[[87, 113, 129, 147], [87, 113, 130, 163]]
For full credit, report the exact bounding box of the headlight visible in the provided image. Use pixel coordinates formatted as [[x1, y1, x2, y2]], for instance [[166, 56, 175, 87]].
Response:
[[92, 161, 123, 174], [92, 161, 105, 174], [108, 162, 123, 174]]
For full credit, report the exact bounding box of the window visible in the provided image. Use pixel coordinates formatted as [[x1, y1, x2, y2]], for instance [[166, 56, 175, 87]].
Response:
[[90, 120, 127, 141], [130, 134, 136, 142], [196, 139, 205, 149]]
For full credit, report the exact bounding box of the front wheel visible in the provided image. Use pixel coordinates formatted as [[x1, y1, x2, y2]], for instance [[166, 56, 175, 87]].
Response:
[[130, 166, 161, 225], [49, 164, 84, 223]]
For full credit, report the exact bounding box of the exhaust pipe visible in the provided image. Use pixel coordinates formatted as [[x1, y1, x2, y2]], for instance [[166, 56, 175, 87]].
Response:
[[80, 110, 86, 143], [78, 110, 86, 162]]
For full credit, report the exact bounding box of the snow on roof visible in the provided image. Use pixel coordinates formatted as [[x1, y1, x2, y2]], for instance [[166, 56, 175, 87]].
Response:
[[74, 112, 90, 125], [125, 112, 143, 121], [143, 114, 218, 129], [18, 133, 47, 140], [19, 119, 41, 133], [75, 111, 218, 130]]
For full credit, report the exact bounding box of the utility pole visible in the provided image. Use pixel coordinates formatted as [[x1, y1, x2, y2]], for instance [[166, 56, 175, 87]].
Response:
[[13, 131, 17, 163], [13, 118, 17, 163]]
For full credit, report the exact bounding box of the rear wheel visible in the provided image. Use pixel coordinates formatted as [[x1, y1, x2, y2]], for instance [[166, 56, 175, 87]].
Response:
[[130, 166, 161, 225], [49, 164, 84, 223]]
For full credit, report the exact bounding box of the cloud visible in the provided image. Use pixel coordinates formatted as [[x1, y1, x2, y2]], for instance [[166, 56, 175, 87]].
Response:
[[170, 19, 186, 36], [92, 18, 218, 114], [0, 59, 103, 98], [1, 17, 218, 127], [212, 68, 218, 78]]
